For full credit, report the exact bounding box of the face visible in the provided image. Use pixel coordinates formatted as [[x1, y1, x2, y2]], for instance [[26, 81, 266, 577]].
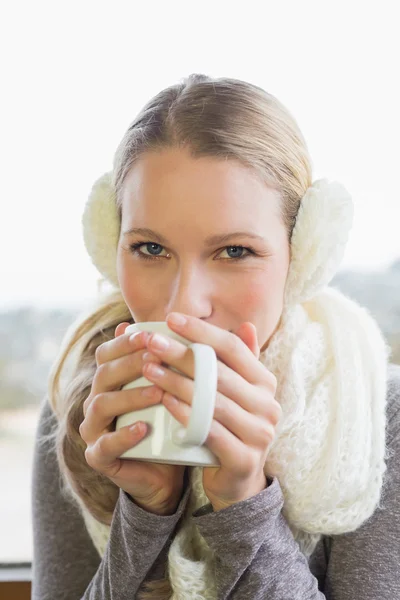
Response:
[[117, 147, 291, 353]]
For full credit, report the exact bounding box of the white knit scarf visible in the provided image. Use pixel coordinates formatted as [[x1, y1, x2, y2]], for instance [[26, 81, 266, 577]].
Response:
[[64, 179, 391, 599]]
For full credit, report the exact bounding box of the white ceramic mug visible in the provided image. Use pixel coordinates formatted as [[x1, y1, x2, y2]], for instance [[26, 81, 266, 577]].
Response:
[[116, 321, 220, 467]]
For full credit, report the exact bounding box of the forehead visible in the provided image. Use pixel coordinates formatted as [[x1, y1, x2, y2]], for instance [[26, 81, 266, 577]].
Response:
[[120, 148, 282, 229]]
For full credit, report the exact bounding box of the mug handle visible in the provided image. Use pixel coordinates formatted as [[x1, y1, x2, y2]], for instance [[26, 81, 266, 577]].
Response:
[[171, 343, 217, 447]]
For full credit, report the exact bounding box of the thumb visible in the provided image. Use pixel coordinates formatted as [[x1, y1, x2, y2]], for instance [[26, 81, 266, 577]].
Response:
[[234, 322, 260, 359]]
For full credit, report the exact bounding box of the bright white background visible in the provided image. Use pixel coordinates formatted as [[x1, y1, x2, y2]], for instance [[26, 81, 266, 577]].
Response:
[[0, 0, 399, 312], [0, 0, 399, 566]]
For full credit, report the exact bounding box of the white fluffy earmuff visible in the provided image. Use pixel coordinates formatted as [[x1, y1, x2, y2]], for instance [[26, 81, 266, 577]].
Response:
[[81, 173, 354, 308]]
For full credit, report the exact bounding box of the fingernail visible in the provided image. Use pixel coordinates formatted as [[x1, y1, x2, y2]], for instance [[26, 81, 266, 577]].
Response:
[[130, 332, 148, 345], [130, 422, 145, 434], [168, 313, 187, 327], [150, 333, 169, 350], [146, 364, 165, 378]]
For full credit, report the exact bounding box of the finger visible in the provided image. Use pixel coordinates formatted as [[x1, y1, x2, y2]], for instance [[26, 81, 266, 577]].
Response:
[[84, 423, 147, 479], [83, 347, 162, 417], [161, 393, 270, 475], [145, 329, 259, 398], [92, 348, 164, 398], [142, 353, 224, 407], [166, 314, 276, 390], [146, 332, 195, 380], [234, 322, 260, 359], [95, 328, 150, 367], [144, 339, 272, 416], [80, 386, 163, 443], [147, 360, 279, 444], [115, 322, 131, 337], [205, 419, 265, 477], [145, 332, 238, 396]]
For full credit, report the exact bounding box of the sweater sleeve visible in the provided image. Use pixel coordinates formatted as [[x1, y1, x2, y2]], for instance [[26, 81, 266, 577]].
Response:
[[192, 476, 324, 599], [191, 365, 400, 600], [31, 397, 191, 600], [322, 364, 400, 599]]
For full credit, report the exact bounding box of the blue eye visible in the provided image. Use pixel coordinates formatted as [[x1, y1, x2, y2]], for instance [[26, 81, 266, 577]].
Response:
[[133, 242, 165, 258], [128, 242, 256, 262], [223, 246, 247, 259]]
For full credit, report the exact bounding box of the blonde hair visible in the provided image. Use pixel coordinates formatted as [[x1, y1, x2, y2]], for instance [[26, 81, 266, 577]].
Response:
[[47, 73, 313, 599]]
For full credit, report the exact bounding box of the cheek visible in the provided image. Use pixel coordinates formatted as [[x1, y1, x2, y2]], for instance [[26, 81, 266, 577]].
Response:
[[117, 251, 131, 296], [117, 251, 151, 311], [237, 280, 268, 312], [233, 272, 286, 344], [235, 274, 280, 312]]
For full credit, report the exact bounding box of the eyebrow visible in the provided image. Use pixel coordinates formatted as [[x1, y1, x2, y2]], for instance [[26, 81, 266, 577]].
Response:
[[123, 227, 267, 247]]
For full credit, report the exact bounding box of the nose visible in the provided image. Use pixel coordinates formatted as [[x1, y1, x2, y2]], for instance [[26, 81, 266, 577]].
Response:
[[165, 263, 213, 321]]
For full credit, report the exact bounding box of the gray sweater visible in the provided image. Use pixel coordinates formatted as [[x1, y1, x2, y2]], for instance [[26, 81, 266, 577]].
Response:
[[31, 363, 400, 599]]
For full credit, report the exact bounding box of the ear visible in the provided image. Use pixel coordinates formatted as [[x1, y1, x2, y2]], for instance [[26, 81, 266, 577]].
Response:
[[234, 322, 260, 359]]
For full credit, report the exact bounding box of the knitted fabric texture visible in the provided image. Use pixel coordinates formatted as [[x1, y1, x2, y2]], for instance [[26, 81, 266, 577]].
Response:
[[66, 285, 391, 599], [64, 177, 391, 598]]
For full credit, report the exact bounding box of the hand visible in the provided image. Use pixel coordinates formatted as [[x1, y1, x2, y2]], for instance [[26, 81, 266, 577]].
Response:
[[142, 313, 282, 512], [79, 323, 186, 515]]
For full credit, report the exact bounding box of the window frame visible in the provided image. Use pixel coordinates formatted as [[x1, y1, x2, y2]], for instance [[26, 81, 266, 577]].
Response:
[[0, 563, 31, 600], [0, 562, 32, 582]]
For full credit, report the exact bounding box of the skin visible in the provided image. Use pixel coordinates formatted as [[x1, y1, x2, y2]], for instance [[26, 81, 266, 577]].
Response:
[[113, 146, 291, 510], [116, 146, 291, 353]]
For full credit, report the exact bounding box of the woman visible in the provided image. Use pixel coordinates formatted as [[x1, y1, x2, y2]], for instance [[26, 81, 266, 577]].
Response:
[[31, 73, 400, 599]]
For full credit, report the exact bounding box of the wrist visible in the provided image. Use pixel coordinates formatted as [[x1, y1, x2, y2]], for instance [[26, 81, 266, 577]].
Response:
[[128, 487, 184, 516], [210, 475, 268, 512], [145, 503, 178, 516]]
